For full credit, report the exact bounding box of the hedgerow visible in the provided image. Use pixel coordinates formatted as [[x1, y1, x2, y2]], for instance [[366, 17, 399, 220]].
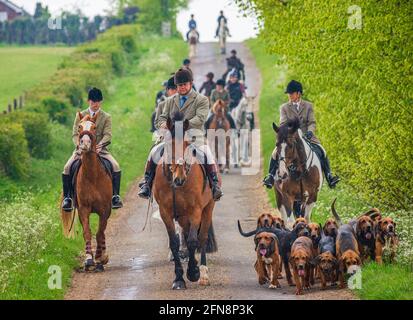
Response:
[[237, 0, 413, 210]]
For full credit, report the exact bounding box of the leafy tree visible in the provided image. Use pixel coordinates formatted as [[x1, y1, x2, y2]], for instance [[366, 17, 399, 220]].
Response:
[[236, 0, 413, 209]]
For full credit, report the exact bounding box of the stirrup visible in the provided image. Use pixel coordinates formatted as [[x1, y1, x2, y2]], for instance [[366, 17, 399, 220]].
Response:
[[138, 184, 151, 199]]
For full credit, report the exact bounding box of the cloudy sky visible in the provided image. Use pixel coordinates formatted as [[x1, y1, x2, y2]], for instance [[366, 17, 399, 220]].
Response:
[[12, 0, 258, 41]]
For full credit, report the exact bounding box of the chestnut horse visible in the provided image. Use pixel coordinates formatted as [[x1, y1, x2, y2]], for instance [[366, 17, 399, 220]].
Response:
[[272, 118, 323, 228], [61, 113, 112, 272], [207, 99, 231, 174], [153, 112, 217, 290]]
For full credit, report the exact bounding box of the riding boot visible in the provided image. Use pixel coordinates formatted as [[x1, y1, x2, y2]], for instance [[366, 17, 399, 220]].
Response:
[[263, 157, 279, 189], [111, 171, 123, 209], [61, 174, 74, 212], [321, 155, 341, 188], [206, 164, 223, 201], [138, 159, 157, 199]]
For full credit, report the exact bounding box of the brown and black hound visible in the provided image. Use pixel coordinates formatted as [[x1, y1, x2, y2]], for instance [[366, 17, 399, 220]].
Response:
[[308, 222, 322, 283], [336, 224, 361, 289], [254, 231, 281, 289], [374, 216, 398, 264], [272, 215, 286, 230], [313, 232, 338, 290], [323, 218, 339, 240], [289, 236, 314, 295], [256, 213, 275, 229]]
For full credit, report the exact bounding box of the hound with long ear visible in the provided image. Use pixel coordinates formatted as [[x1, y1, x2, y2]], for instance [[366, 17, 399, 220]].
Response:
[[254, 231, 281, 289], [256, 213, 275, 229], [313, 229, 338, 290], [289, 236, 314, 295], [308, 222, 322, 283], [271, 215, 286, 230], [336, 224, 361, 289], [350, 215, 376, 263], [375, 216, 398, 264]]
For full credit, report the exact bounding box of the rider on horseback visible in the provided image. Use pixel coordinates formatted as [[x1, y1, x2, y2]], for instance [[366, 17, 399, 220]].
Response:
[[186, 14, 200, 41], [61, 87, 123, 211], [227, 70, 246, 111], [138, 68, 223, 201], [215, 10, 230, 38], [223, 50, 245, 82], [199, 72, 216, 98], [263, 80, 340, 189], [205, 78, 236, 129]]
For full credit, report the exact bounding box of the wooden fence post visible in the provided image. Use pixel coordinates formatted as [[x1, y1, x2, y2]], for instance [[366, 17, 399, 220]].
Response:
[[13, 98, 17, 111], [8, 104, 11, 113], [19, 96, 23, 109]]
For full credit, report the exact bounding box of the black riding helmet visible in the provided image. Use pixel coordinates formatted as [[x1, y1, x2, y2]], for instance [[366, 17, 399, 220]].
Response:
[[166, 76, 177, 90], [216, 79, 226, 86], [285, 80, 303, 94], [88, 87, 103, 102]]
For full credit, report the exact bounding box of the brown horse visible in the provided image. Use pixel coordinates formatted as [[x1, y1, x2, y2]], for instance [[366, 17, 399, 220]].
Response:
[[61, 113, 112, 272], [207, 99, 231, 174], [153, 112, 217, 290], [272, 118, 323, 228]]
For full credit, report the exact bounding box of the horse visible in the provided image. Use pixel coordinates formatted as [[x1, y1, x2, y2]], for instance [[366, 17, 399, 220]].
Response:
[[60, 113, 113, 272], [153, 112, 217, 290], [206, 99, 231, 174], [218, 19, 230, 55], [272, 118, 323, 228], [188, 29, 199, 58], [231, 96, 256, 166]]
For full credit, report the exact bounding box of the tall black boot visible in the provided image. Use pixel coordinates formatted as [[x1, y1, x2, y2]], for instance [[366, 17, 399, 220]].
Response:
[[321, 155, 340, 188], [61, 174, 73, 212], [112, 171, 123, 209], [206, 164, 223, 201], [138, 159, 157, 199], [263, 157, 279, 189]]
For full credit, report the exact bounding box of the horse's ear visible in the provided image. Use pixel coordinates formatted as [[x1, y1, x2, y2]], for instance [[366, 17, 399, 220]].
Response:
[[167, 117, 172, 131], [78, 112, 84, 121], [183, 119, 190, 132], [272, 122, 279, 133]]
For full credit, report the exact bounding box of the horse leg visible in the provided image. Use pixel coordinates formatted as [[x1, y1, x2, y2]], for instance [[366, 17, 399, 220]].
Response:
[[78, 208, 94, 271], [225, 137, 230, 173], [303, 201, 315, 223], [162, 210, 186, 290], [198, 202, 214, 286], [186, 210, 202, 282], [95, 211, 110, 272]]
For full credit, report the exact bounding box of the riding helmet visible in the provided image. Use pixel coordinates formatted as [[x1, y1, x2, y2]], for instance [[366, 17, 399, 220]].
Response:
[[216, 79, 226, 86], [206, 72, 214, 79], [285, 80, 303, 94], [174, 68, 193, 85], [88, 87, 103, 102], [166, 76, 177, 90], [183, 58, 191, 66]]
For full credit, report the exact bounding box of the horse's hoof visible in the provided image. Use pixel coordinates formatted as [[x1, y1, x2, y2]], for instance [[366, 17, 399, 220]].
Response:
[[95, 263, 104, 272], [172, 280, 187, 290], [84, 259, 95, 272], [187, 266, 200, 282]]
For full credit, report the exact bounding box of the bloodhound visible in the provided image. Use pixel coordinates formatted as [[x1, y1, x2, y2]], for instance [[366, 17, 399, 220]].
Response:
[[323, 218, 339, 240], [336, 224, 361, 289], [254, 231, 281, 289], [308, 222, 322, 283], [313, 233, 338, 290], [374, 216, 398, 264], [272, 215, 286, 230], [289, 236, 314, 295]]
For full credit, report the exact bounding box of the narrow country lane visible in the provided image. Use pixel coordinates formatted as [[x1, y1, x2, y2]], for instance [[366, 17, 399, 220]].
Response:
[[65, 42, 354, 300]]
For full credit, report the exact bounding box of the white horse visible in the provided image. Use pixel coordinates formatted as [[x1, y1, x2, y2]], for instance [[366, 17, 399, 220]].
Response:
[[218, 19, 230, 55], [188, 29, 199, 58], [231, 96, 256, 166]]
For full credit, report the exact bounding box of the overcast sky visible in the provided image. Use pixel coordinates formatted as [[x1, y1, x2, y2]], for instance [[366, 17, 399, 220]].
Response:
[[12, 0, 258, 41]]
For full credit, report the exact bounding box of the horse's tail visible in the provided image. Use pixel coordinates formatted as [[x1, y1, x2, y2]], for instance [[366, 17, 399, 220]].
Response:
[[60, 194, 77, 239], [206, 224, 218, 253]]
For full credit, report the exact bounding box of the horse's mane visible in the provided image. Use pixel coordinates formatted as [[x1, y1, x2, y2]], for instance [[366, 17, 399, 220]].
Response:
[[278, 117, 300, 143]]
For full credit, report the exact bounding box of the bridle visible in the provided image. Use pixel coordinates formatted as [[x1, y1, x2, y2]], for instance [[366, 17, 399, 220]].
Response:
[[278, 136, 314, 181]]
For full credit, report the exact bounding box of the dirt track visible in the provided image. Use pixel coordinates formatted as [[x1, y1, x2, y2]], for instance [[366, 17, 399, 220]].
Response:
[[65, 42, 355, 300]]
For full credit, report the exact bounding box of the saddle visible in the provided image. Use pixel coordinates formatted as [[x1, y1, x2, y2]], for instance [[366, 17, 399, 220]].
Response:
[[69, 156, 113, 208]]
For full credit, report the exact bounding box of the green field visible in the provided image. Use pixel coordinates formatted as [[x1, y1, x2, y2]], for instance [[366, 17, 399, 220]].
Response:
[[0, 47, 73, 110], [0, 36, 187, 299], [246, 38, 413, 300]]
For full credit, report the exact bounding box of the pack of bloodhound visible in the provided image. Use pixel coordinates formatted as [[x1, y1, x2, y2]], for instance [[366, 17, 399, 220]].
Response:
[[237, 198, 399, 295]]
